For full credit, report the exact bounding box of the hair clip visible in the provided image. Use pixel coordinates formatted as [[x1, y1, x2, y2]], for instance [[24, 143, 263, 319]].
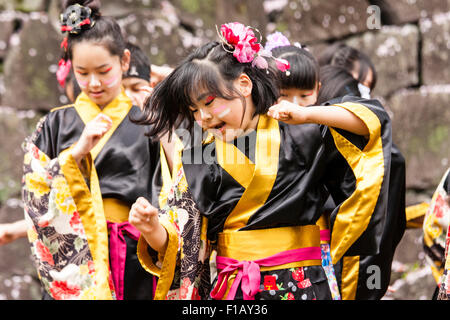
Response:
[[60, 36, 68, 52], [60, 3, 95, 34]]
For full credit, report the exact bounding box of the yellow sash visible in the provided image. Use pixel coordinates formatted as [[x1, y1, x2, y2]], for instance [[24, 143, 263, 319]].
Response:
[[217, 225, 322, 270], [215, 115, 280, 231], [103, 198, 131, 223]]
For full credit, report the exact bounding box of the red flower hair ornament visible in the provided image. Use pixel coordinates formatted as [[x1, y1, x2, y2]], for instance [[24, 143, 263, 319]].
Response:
[[56, 58, 71, 88], [56, 4, 96, 88], [218, 22, 290, 74]]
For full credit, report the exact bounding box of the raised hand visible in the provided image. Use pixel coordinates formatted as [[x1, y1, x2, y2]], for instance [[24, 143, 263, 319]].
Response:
[[71, 113, 112, 163]]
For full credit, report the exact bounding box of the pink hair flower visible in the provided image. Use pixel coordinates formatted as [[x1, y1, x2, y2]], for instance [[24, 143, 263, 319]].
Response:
[[265, 31, 291, 52], [234, 39, 261, 63], [220, 22, 245, 46], [220, 22, 261, 64], [218, 22, 291, 74]]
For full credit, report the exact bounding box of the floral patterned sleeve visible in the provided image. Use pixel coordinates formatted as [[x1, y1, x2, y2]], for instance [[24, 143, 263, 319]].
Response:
[[22, 116, 115, 300], [423, 168, 450, 286], [137, 164, 211, 300], [430, 169, 450, 300]]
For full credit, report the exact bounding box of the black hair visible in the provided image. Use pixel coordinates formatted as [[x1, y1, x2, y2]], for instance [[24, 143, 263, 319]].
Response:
[[317, 43, 377, 90], [72, 73, 82, 98], [355, 50, 377, 90], [135, 41, 279, 140], [317, 42, 342, 66], [124, 42, 151, 82], [66, 68, 81, 102], [62, 0, 126, 61], [271, 45, 319, 91], [316, 65, 361, 105]]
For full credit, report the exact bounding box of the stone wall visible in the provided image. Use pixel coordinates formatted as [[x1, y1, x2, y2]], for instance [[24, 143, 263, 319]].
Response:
[[0, 0, 449, 300]]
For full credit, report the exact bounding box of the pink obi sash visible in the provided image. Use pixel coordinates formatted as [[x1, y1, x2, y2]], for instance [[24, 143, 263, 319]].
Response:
[[210, 246, 321, 300], [320, 229, 331, 242], [107, 221, 140, 300]]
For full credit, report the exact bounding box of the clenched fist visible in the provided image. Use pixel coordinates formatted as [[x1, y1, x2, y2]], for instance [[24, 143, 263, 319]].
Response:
[[129, 197, 159, 234], [129, 197, 169, 253], [72, 113, 113, 164], [267, 100, 310, 125]]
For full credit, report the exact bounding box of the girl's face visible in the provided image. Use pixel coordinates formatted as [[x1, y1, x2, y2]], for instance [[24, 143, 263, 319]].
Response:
[[122, 77, 151, 109], [352, 61, 374, 90], [72, 42, 130, 108], [361, 67, 374, 89], [279, 82, 320, 107], [190, 75, 257, 142]]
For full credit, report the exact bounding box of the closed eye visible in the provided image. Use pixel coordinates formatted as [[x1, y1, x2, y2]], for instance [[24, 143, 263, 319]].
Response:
[[100, 67, 113, 75], [205, 95, 215, 106]]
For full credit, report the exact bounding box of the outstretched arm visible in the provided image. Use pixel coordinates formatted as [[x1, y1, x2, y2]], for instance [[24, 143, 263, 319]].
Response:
[[268, 100, 369, 136], [0, 220, 27, 245]]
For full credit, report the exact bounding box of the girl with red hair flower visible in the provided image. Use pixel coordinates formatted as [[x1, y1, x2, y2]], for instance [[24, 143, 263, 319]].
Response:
[[130, 21, 393, 301]]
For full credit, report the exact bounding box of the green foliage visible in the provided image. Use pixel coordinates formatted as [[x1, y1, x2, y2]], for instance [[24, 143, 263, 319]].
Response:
[[180, 0, 200, 13], [428, 125, 448, 153]]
